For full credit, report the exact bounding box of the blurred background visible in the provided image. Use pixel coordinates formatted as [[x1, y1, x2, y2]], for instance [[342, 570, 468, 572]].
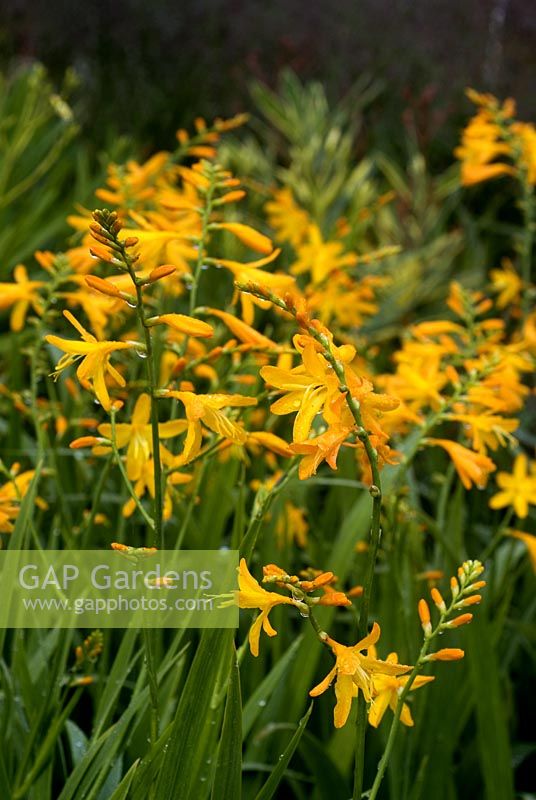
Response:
[[1, 0, 535, 151]]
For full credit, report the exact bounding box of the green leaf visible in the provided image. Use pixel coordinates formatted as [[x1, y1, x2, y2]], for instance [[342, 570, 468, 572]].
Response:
[[254, 702, 313, 800], [242, 635, 303, 740], [299, 730, 350, 799], [466, 610, 514, 800], [211, 646, 242, 800], [8, 459, 43, 550], [155, 628, 233, 799], [108, 760, 139, 800], [65, 720, 88, 767]]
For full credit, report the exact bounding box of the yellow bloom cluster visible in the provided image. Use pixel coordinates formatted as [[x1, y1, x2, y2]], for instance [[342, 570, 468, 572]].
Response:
[[455, 89, 536, 186]]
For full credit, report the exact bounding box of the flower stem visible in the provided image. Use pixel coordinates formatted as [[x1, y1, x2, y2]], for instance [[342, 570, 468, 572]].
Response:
[[120, 245, 164, 548], [110, 408, 155, 531]]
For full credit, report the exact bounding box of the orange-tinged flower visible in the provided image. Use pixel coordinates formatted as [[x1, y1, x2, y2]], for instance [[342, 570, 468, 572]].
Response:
[[427, 439, 496, 490], [290, 424, 353, 479], [96, 393, 188, 480], [309, 624, 412, 728], [489, 454, 536, 518], [368, 651, 434, 728], [45, 311, 133, 411], [235, 558, 298, 656], [167, 391, 257, 464], [0, 264, 44, 331]]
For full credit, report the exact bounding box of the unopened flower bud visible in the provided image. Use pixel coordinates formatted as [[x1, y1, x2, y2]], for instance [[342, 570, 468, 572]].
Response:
[[426, 648, 465, 661], [418, 599, 432, 636]]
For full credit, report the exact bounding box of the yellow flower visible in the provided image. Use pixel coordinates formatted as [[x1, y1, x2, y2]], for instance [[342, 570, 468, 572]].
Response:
[[290, 424, 353, 479], [306, 272, 382, 328], [265, 187, 310, 248], [291, 224, 357, 285], [45, 310, 133, 411], [508, 529, 536, 573], [0, 469, 40, 533], [309, 624, 411, 728], [446, 411, 518, 453], [489, 454, 536, 518], [275, 501, 308, 548], [210, 251, 295, 325], [454, 94, 515, 186], [96, 393, 188, 480], [235, 558, 298, 656], [511, 121, 536, 184], [0, 264, 44, 331], [122, 459, 191, 520], [427, 439, 496, 490], [368, 650, 434, 728], [260, 338, 346, 442], [489, 259, 523, 309], [167, 391, 257, 464]]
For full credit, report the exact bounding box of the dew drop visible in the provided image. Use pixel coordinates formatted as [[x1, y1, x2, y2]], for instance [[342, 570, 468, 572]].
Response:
[[257, 699, 267, 708]]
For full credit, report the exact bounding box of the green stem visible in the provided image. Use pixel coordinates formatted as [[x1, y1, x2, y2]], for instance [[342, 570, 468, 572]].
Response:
[[110, 410, 155, 531], [367, 571, 480, 799], [302, 325, 382, 800], [121, 249, 164, 548]]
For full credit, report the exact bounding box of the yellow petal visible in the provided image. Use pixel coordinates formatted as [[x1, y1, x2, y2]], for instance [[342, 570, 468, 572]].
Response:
[[216, 222, 273, 254], [334, 673, 354, 728], [292, 385, 326, 442], [157, 314, 214, 338], [368, 690, 391, 728]]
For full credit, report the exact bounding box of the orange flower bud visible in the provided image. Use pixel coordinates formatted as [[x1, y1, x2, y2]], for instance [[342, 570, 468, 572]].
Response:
[[450, 576, 459, 599], [89, 244, 118, 264], [418, 599, 432, 635], [55, 416, 68, 437], [111, 543, 129, 552], [85, 275, 122, 297], [469, 580, 486, 590], [215, 190, 246, 205], [431, 587, 446, 612], [309, 572, 334, 589], [69, 436, 103, 449], [317, 591, 351, 607], [71, 676, 94, 686], [147, 264, 176, 282], [459, 594, 482, 606], [427, 648, 465, 661], [447, 613, 473, 628], [122, 236, 139, 248], [347, 585, 364, 598]]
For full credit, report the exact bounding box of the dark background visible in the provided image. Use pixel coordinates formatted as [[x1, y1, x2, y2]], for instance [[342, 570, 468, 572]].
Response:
[[1, 0, 535, 151]]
